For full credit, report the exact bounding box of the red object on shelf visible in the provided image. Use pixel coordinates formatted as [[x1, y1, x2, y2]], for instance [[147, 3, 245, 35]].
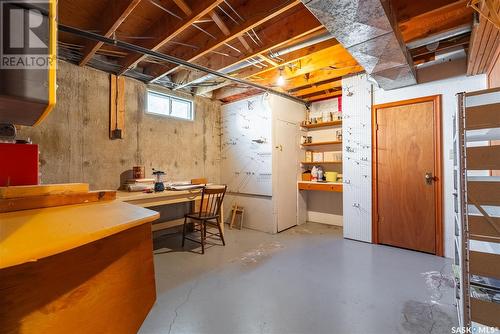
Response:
[[0, 143, 39, 187]]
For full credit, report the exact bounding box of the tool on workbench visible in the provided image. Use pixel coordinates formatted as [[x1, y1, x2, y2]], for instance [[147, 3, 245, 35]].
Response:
[[152, 168, 165, 192]]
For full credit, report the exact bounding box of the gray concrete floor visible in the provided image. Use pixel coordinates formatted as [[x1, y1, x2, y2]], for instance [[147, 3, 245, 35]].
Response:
[[140, 223, 457, 334]]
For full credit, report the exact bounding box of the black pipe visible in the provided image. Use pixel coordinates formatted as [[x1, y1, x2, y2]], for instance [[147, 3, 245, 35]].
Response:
[[58, 24, 308, 105]]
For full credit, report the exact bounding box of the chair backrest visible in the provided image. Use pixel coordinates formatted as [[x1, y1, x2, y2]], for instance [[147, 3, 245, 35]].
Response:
[[191, 178, 208, 185], [198, 185, 227, 217]]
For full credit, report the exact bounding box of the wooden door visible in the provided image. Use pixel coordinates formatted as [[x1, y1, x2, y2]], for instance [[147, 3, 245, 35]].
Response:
[[276, 119, 299, 232], [373, 96, 442, 255]]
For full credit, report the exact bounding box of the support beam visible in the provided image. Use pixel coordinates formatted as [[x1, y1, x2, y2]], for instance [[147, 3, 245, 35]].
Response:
[[145, 0, 303, 81], [117, 0, 225, 75], [79, 0, 141, 67]]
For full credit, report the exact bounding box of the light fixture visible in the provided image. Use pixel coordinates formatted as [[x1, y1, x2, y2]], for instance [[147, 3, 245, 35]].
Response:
[[276, 67, 285, 86]]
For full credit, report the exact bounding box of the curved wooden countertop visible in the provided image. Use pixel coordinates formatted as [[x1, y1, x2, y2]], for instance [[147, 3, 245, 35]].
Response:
[[0, 200, 160, 269]]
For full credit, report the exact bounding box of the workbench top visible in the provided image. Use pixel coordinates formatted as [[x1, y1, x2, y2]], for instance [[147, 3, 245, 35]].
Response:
[[0, 200, 159, 269], [116, 189, 201, 202]]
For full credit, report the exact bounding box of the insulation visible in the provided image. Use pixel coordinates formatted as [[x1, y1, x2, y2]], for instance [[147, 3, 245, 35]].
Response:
[[302, 0, 417, 90]]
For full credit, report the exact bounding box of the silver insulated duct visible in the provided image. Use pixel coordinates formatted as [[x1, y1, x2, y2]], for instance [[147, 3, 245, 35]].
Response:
[[302, 0, 417, 90]]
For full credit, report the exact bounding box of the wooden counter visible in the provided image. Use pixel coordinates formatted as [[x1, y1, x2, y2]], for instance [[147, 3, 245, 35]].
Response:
[[0, 200, 159, 334]]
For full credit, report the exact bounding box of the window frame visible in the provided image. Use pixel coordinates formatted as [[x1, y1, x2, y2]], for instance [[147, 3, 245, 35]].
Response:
[[146, 89, 194, 121]]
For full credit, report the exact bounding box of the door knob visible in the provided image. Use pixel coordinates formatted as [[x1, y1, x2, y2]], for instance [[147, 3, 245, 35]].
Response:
[[275, 145, 283, 151], [425, 172, 435, 185]]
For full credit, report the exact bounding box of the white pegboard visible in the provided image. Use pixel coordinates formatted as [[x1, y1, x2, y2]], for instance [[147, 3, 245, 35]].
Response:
[[342, 73, 373, 242], [221, 94, 272, 196]]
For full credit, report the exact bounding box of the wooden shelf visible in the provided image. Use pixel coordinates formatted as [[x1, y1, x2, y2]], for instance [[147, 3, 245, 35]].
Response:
[[301, 120, 342, 129], [298, 181, 343, 192], [300, 161, 342, 164], [301, 140, 342, 147]]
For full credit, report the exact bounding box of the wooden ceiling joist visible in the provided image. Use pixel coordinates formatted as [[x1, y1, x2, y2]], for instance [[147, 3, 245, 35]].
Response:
[[399, 0, 473, 43], [282, 67, 363, 91], [117, 0, 226, 75], [171, 6, 323, 88], [292, 79, 342, 97], [468, 0, 500, 75], [145, 0, 302, 81], [172, 0, 192, 16], [234, 36, 338, 79], [304, 89, 342, 102], [210, 11, 231, 36], [194, 29, 338, 96], [247, 44, 357, 85], [78, 0, 141, 67]]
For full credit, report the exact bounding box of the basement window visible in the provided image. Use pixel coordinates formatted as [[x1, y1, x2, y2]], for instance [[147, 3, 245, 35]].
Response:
[[146, 90, 194, 121]]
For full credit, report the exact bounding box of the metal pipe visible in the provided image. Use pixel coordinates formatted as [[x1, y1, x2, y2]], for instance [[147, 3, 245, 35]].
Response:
[[269, 32, 332, 58], [406, 24, 472, 50], [58, 24, 308, 105]]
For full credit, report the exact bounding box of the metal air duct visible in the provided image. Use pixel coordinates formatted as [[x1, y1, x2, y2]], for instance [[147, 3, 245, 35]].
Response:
[[302, 0, 417, 90]]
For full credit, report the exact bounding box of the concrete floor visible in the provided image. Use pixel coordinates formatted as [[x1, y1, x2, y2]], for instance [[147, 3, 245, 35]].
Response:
[[140, 223, 457, 334]]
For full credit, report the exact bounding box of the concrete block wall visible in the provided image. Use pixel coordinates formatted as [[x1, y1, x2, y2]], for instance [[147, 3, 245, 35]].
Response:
[[17, 61, 222, 190]]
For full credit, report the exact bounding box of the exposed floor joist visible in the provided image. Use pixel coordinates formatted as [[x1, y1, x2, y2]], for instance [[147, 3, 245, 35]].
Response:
[[78, 0, 141, 67], [170, 5, 323, 89], [145, 0, 303, 82], [117, 0, 226, 75]]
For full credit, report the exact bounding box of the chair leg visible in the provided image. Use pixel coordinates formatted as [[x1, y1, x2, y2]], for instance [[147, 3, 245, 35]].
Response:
[[182, 216, 187, 247], [217, 217, 226, 246], [200, 221, 205, 254]]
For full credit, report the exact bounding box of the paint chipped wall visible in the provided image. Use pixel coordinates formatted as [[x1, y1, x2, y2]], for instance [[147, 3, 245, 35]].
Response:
[[17, 61, 221, 190]]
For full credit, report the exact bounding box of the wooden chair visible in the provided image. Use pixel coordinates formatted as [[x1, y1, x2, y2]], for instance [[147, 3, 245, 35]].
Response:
[[182, 185, 227, 254]]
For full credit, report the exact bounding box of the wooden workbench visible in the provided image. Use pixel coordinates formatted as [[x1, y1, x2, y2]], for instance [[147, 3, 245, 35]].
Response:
[[117, 189, 225, 233], [0, 200, 160, 334], [117, 188, 202, 208]]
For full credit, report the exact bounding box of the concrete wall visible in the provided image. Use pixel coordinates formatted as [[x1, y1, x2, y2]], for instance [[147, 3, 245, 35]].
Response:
[[18, 61, 222, 190]]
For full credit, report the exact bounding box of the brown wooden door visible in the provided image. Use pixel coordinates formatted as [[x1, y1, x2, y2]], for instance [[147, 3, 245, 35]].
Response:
[[374, 97, 442, 254]]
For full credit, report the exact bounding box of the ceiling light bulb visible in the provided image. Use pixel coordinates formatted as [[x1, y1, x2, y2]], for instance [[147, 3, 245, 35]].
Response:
[[277, 74, 285, 86]]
